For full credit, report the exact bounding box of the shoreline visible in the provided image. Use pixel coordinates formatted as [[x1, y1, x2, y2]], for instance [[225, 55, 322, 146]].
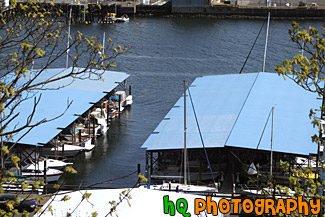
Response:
[[10, 2, 325, 21]]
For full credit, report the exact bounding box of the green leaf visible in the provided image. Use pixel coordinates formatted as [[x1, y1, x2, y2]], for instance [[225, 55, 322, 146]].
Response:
[[61, 195, 71, 202], [65, 166, 77, 174], [82, 192, 92, 200]]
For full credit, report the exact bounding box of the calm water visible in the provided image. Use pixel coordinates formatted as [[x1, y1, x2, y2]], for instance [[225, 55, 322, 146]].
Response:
[[60, 17, 324, 187]]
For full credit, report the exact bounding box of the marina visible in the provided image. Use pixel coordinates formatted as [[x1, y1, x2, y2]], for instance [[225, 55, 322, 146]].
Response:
[[1, 3, 325, 214], [56, 18, 325, 189], [142, 72, 320, 192], [4, 67, 133, 192]]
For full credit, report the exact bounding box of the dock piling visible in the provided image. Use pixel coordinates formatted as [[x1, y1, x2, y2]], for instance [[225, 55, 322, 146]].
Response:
[[137, 163, 141, 183]]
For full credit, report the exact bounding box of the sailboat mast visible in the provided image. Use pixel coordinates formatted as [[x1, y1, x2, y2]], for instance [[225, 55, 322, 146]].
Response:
[[270, 106, 274, 177], [262, 12, 270, 72], [102, 32, 105, 60], [184, 80, 187, 185], [66, 7, 72, 69]]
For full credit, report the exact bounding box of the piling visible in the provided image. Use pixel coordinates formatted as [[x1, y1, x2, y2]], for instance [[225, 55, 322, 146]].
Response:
[[92, 116, 96, 138], [137, 163, 141, 183], [118, 95, 121, 113], [44, 159, 47, 194]]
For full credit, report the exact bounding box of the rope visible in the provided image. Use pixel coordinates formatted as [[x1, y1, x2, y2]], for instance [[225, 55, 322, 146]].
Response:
[[239, 21, 266, 74], [187, 87, 216, 185]]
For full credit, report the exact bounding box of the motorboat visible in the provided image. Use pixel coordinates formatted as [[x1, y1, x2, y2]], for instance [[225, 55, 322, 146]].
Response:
[[91, 108, 109, 135], [125, 95, 133, 106], [42, 144, 87, 158], [80, 137, 95, 151], [109, 108, 117, 119], [116, 14, 129, 22], [37, 158, 73, 170], [2, 181, 44, 195], [11, 164, 63, 183], [150, 182, 218, 195]]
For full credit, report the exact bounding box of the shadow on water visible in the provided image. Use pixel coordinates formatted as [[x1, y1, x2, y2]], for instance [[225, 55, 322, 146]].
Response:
[[60, 107, 145, 188]]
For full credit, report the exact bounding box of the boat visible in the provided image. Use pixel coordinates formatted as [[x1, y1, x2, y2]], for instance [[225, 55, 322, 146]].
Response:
[[11, 164, 63, 183], [2, 174, 44, 194], [109, 108, 117, 119], [91, 108, 109, 135], [80, 137, 95, 151], [42, 143, 87, 158], [115, 14, 129, 22], [39, 158, 73, 169], [125, 95, 133, 106], [150, 182, 218, 195], [24, 157, 73, 170], [114, 90, 133, 109]]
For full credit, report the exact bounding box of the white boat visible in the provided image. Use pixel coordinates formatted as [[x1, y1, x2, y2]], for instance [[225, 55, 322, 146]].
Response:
[[125, 95, 133, 106], [2, 182, 44, 195], [91, 108, 109, 135], [42, 144, 87, 158], [80, 137, 95, 151], [109, 108, 117, 119], [12, 164, 63, 183], [37, 158, 73, 169], [150, 182, 218, 194], [115, 14, 129, 22]]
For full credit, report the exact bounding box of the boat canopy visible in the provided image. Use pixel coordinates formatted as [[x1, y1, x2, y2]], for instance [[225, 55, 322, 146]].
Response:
[[142, 72, 320, 156], [5, 67, 129, 146]]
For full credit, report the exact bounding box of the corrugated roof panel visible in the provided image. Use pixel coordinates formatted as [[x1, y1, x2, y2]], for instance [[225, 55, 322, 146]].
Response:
[[142, 73, 259, 150], [225, 72, 319, 155], [6, 67, 129, 146], [142, 72, 320, 156]]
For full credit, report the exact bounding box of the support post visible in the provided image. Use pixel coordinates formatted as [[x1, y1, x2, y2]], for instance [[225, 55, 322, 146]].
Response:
[[44, 159, 47, 183], [137, 164, 141, 184], [78, 129, 82, 143], [55, 136, 58, 160], [149, 152, 153, 184], [88, 112, 91, 136], [118, 95, 121, 113], [44, 159, 47, 194], [106, 102, 109, 124], [129, 85, 132, 96], [101, 101, 103, 117], [145, 151, 149, 179], [92, 116, 96, 138], [72, 125, 75, 146], [62, 143, 65, 159]]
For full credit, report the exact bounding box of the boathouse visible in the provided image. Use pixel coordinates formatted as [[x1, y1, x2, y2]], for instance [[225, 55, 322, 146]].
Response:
[[5, 67, 130, 170], [141, 72, 320, 192]]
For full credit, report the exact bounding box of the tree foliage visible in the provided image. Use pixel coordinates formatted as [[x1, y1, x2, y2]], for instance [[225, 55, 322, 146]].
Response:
[[274, 22, 325, 216], [0, 0, 129, 215], [0, 0, 128, 146]]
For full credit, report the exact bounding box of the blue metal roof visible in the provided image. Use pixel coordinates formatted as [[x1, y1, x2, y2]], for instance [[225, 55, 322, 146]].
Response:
[[6, 67, 129, 146], [141, 72, 320, 156]]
